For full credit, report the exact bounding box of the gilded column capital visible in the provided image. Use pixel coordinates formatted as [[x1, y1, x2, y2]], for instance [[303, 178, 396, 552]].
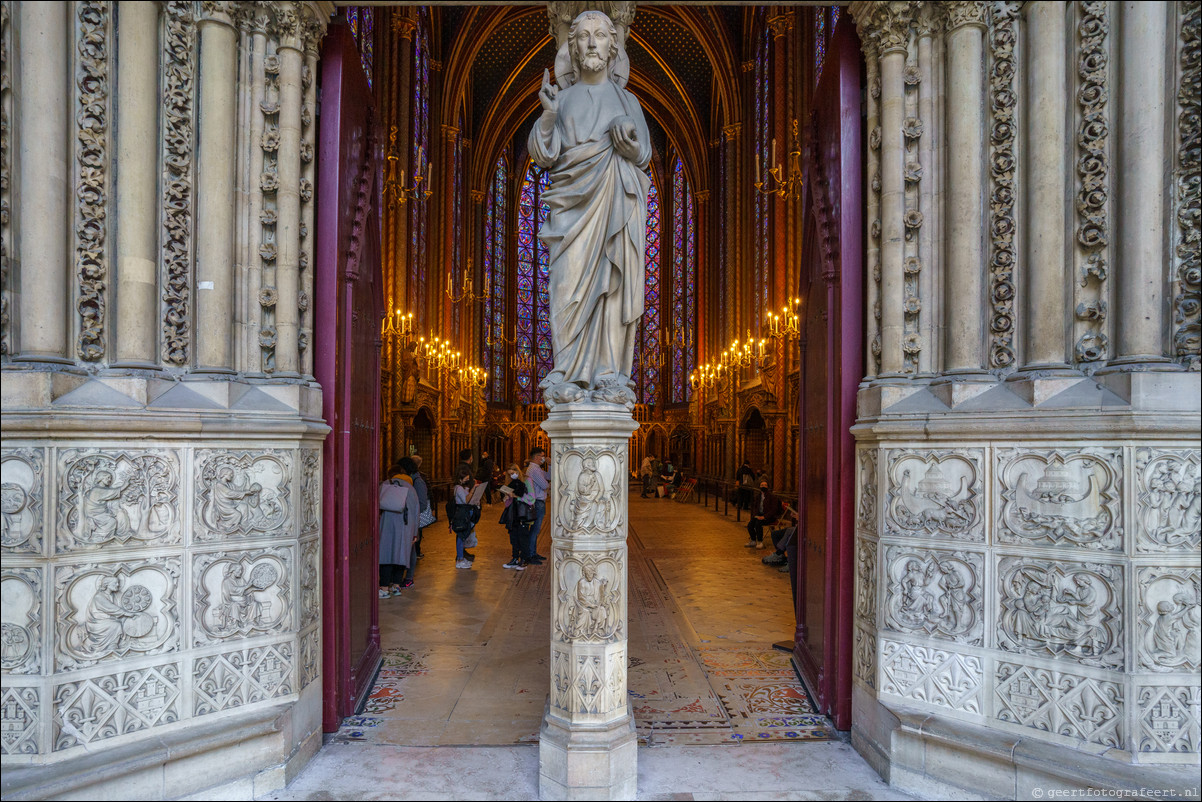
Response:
[[722, 123, 742, 141], [392, 10, 417, 39], [850, 1, 918, 56], [742, 59, 755, 73], [942, 1, 989, 31], [695, 190, 710, 203], [767, 12, 794, 39], [470, 189, 485, 205], [440, 124, 460, 141]]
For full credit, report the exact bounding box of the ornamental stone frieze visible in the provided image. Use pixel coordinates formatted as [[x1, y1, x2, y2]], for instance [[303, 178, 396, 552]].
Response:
[[1134, 447, 1201, 552], [879, 638, 983, 715], [193, 450, 293, 541], [994, 661, 1124, 748], [1, 448, 44, 555], [884, 449, 984, 542], [882, 545, 984, 646]]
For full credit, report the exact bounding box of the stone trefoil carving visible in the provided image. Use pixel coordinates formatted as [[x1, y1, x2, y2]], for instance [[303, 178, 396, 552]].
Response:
[[2, 567, 42, 674], [1175, 0, 1201, 371], [997, 557, 1123, 669], [58, 450, 180, 550], [161, 1, 196, 366], [75, 0, 110, 362], [886, 451, 983, 541], [1074, 0, 1110, 368], [987, 1, 1019, 370]]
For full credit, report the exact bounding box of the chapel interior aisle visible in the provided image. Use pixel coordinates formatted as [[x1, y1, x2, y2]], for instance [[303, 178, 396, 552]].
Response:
[[335, 492, 833, 747]]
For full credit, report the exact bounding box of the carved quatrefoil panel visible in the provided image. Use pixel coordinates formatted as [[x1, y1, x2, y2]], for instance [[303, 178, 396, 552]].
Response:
[[1134, 448, 1201, 552], [996, 557, 1124, 670], [885, 450, 984, 542], [994, 662, 1123, 749], [2, 448, 45, 554], [193, 546, 294, 646], [882, 546, 984, 646], [552, 548, 625, 644], [997, 447, 1123, 552], [56, 448, 182, 552], [553, 447, 626, 538], [193, 450, 293, 541], [1, 567, 42, 675], [1137, 566, 1201, 673]]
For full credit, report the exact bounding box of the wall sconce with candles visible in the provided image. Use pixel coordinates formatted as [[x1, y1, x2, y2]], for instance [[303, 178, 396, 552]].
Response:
[[446, 258, 489, 304], [383, 125, 433, 209], [754, 119, 804, 201], [765, 297, 801, 343], [382, 309, 415, 344]]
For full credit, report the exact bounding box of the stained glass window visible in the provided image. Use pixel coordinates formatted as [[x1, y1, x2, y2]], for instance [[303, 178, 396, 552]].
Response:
[[347, 7, 374, 88], [634, 175, 662, 406], [408, 10, 430, 335], [516, 162, 552, 404], [451, 116, 463, 338], [670, 158, 696, 403], [815, 8, 826, 83], [484, 155, 508, 401], [754, 25, 770, 338]]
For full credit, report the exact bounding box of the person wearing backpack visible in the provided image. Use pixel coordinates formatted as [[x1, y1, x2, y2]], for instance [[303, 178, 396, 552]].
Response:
[[449, 465, 480, 569], [499, 463, 536, 569], [379, 464, 419, 598]]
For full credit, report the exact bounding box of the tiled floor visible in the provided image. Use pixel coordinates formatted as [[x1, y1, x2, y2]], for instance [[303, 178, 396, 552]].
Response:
[[265, 492, 911, 801]]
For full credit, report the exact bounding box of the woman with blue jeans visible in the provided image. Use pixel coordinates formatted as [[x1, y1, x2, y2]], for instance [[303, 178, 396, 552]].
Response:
[[451, 465, 476, 569]]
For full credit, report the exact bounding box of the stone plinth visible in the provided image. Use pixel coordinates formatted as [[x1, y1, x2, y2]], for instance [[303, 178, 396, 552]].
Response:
[[540, 402, 638, 801]]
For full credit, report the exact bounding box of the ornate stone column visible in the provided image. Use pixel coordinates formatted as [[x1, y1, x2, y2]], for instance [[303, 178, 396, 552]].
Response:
[[876, 21, 908, 379], [273, 6, 304, 377], [195, 1, 238, 373], [14, 0, 70, 363], [113, 2, 161, 368], [540, 404, 638, 800], [1107, 0, 1174, 371], [939, 2, 989, 381]]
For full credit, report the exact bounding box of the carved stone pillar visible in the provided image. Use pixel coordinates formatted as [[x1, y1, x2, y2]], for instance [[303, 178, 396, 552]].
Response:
[[113, 2, 161, 368], [876, 27, 907, 379], [273, 7, 304, 377], [540, 404, 638, 800], [1107, 0, 1174, 371], [14, 0, 71, 363], [195, 2, 238, 373], [939, 2, 989, 380]]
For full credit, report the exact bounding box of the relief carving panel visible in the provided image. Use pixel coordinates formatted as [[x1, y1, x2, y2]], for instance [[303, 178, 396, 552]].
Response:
[[57, 449, 181, 551], [883, 546, 983, 646], [553, 447, 625, 537], [553, 549, 624, 643], [0, 685, 39, 756], [995, 662, 1122, 748], [858, 448, 878, 532], [879, 639, 982, 714], [193, 450, 292, 541], [299, 627, 319, 690], [885, 450, 984, 541], [300, 449, 320, 535], [550, 646, 626, 717], [1134, 448, 1200, 551], [299, 537, 319, 629], [55, 558, 181, 671], [53, 662, 180, 751], [855, 536, 877, 624], [997, 448, 1123, 551], [193, 641, 294, 716], [854, 625, 877, 690], [193, 547, 293, 645], [1138, 684, 1200, 755], [1137, 566, 1200, 672], [996, 557, 1123, 669], [2, 448, 44, 554], [1, 567, 42, 674]]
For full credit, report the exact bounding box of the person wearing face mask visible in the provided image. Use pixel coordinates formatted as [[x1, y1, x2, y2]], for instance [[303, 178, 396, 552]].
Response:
[[499, 463, 537, 569], [525, 447, 549, 562], [450, 465, 479, 569], [746, 479, 782, 549]]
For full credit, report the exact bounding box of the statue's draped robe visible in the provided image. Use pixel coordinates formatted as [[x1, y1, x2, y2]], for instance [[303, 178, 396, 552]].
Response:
[[528, 80, 652, 390]]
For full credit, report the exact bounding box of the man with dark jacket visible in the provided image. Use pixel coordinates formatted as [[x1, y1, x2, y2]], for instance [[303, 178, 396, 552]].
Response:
[[735, 460, 756, 510], [476, 450, 496, 504], [746, 480, 782, 549]]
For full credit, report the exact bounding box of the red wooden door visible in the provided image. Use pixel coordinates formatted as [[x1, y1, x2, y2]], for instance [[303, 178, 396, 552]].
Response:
[[315, 20, 383, 732], [793, 16, 863, 732]]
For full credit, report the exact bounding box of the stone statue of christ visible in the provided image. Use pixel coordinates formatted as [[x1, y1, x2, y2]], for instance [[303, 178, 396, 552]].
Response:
[[528, 9, 651, 409]]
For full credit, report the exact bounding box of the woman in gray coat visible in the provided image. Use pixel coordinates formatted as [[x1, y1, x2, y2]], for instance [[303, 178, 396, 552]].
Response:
[[379, 464, 419, 598]]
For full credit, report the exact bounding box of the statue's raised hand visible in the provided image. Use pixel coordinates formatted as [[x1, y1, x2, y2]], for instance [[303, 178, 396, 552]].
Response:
[[539, 68, 559, 116]]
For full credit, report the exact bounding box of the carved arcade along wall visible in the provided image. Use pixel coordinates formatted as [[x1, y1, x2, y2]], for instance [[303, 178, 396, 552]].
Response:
[[0, 1, 330, 770]]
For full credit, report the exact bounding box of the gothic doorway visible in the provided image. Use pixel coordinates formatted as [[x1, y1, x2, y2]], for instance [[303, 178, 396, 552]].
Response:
[[741, 408, 769, 476]]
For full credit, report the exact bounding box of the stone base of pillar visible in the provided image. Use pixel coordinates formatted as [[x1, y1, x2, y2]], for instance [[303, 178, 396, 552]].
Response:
[[539, 700, 638, 801]]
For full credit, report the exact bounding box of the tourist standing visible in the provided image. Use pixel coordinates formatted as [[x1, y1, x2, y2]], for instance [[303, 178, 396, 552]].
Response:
[[639, 455, 654, 497], [736, 460, 756, 510], [525, 447, 549, 561], [476, 450, 496, 504], [500, 463, 536, 568], [410, 455, 431, 561], [379, 465, 419, 597], [450, 465, 479, 569]]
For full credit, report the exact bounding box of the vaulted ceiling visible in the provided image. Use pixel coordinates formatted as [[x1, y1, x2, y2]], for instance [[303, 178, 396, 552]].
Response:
[[428, 5, 751, 198]]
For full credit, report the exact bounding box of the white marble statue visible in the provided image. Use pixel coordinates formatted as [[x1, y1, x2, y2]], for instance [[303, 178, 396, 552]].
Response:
[[528, 9, 651, 408]]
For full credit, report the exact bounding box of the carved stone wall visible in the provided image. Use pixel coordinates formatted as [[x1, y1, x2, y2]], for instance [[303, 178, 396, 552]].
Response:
[[0, 2, 332, 796]]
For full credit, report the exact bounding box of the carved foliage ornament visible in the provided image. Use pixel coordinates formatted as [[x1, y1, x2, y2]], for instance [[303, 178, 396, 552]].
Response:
[[58, 449, 181, 551], [997, 557, 1123, 669], [161, 1, 195, 366], [988, 2, 1019, 370], [997, 448, 1123, 552], [885, 450, 984, 541], [554, 446, 625, 537], [56, 558, 181, 671], [75, 1, 109, 361], [858, 448, 878, 531], [2, 448, 44, 554], [1175, 0, 1201, 370], [300, 627, 320, 689], [855, 535, 877, 623], [194, 450, 292, 540], [883, 546, 983, 646], [1, 2, 11, 357], [1135, 448, 1201, 551], [1075, 0, 1110, 366], [853, 626, 877, 689], [300, 537, 319, 628]]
